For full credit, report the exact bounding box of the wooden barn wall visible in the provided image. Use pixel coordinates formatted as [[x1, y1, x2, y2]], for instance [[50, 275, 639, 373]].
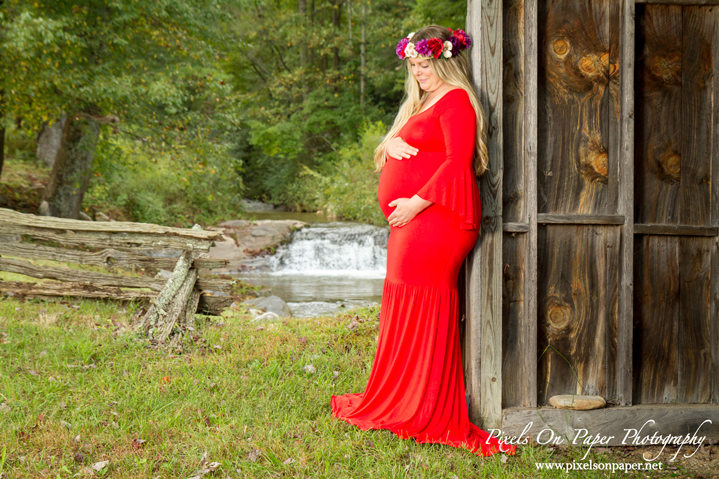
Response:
[[526, 0, 622, 406], [633, 4, 717, 405]]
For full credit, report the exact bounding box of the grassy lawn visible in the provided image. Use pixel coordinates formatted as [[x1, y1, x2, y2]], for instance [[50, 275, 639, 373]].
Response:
[[0, 297, 702, 478]]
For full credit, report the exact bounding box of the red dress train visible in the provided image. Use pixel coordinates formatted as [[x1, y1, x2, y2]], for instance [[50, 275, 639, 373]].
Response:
[[330, 88, 516, 457]]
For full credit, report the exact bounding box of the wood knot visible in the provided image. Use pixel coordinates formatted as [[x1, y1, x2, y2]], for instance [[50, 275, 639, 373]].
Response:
[[578, 53, 608, 80], [648, 53, 681, 85], [552, 38, 570, 59], [546, 297, 572, 333], [579, 131, 608, 183], [658, 149, 681, 181]]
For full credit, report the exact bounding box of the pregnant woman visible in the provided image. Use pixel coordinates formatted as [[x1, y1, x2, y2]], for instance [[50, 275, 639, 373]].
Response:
[[330, 25, 515, 457]]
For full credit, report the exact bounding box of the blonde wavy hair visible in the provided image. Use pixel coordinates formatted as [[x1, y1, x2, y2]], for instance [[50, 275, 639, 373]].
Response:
[[373, 25, 488, 177]]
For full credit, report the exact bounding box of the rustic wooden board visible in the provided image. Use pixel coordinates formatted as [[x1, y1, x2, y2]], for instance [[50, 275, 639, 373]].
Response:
[[502, 233, 528, 407], [502, 405, 719, 446], [633, 235, 680, 404], [537, 225, 620, 405], [537, 0, 616, 215], [680, 7, 714, 227], [466, 0, 504, 430], [634, 4, 683, 226], [0, 207, 222, 241], [678, 237, 713, 403], [0, 242, 228, 270], [616, 0, 636, 407], [638, 0, 719, 5], [0, 280, 157, 301], [1, 225, 215, 252], [0, 258, 233, 293], [524, 0, 539, 409], [502, 0, 525, 223]]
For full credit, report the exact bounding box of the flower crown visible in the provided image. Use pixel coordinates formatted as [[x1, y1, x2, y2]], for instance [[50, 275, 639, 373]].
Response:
[[395, 28, 472, 60]]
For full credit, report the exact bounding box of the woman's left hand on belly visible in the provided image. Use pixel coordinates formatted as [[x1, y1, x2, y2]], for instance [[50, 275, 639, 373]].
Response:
[[387, 195, 433, 227]]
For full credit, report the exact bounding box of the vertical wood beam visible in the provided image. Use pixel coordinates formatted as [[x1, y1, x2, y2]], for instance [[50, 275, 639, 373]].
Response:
[[523, 0, 538, 408], [617, 0, 636, 406], [466, 0, 503, 430], [712, 8, 719, 404]]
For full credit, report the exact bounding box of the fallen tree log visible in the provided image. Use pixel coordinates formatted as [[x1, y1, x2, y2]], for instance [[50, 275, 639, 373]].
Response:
[[0, 243, 228, 269], [0, 280, 156, 301], [0, 257, 233, 293], [0, 207, 223, 241]]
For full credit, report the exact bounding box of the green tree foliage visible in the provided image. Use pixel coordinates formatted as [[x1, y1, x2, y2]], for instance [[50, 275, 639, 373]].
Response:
[[225, 0, 459, 210], [1, 0, 244, 222]]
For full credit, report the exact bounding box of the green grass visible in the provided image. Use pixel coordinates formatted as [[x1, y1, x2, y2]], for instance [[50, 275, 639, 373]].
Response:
[[0, 298, 673, 478]]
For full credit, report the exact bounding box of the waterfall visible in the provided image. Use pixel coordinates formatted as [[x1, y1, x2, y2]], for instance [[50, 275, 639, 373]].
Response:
[[267, 222, 388, 276]]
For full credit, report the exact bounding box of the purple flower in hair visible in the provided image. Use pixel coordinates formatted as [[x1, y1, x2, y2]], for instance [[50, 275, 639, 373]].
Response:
[[396, 37, 409, 59], [448, 36, 461, 56], [414, 39, 434, 58]]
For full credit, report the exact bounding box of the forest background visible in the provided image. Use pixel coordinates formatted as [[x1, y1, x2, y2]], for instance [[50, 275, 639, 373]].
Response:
[[0, 0, 465, 228]]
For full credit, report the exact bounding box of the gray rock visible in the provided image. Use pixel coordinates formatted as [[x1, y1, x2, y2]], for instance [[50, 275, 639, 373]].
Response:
[[243, 295, 292, 317], [258, 288, 272, 297], [241, 199, 276, 212], [549, 394, 606, 410]]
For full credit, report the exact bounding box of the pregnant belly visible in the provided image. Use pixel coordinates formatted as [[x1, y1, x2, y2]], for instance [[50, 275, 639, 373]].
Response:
[[377, 151, 446, 219]]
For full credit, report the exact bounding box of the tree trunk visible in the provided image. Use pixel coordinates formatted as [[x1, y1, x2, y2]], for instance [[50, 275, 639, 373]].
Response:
[[332, 0, 342, 70], [42, 106, 101, 219], [360, 1, 366, 109]]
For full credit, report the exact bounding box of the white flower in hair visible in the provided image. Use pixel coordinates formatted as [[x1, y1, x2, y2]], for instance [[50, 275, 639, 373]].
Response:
[[404, 42, 418, 58], [443, 40, 453, 58], [407, 31, 415, 40]]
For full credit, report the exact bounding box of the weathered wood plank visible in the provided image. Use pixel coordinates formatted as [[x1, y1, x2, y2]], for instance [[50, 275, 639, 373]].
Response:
[[524, 0, 539, 409], [503, 222, 529, 233], [0, 257, 166, 291], [634, 224, 718, 236], [502, 234, 526, 408], [0, 224, 215, 252], [537, 225, 620, 405], [464, 0, 482, 424], [681, 7, 714, 227], [0, 242, 228, 269], [0, 207, 222, 241], [537, 0, 614, 216], [0, 257, 233, 293], [633, 236, 679, 404], [197, 293, 233, 316], [638, 0, 719, 5], [713, 5, 719, 406], [0, 280, 156, 301], [502, 0, 525, 223], [678, 237, 713, 403], [617, 0, 635, 407], [635, 4, 683, 226], [478, 0, 503, 431], [501, 405, 719, 446], [538, 214, 624, 225], [466, 0, 504, 430]]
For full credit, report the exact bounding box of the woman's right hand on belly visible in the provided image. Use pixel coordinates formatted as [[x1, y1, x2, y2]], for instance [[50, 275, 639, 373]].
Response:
[[386, 137, 419, 160]]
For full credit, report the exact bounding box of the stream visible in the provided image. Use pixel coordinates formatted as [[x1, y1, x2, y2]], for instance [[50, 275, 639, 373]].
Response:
[[234, 215, 389, 318]]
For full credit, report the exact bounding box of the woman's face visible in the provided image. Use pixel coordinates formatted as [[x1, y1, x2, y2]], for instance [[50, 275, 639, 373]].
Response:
[[409, 58, 445, 92]]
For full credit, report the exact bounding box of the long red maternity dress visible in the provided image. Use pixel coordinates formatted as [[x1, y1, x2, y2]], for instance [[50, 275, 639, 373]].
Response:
[[330, 88, 516, 457]]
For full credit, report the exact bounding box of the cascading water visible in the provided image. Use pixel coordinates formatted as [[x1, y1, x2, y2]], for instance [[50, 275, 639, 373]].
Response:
[[236, 222, 389, 317], [267, 223, 388, 275]]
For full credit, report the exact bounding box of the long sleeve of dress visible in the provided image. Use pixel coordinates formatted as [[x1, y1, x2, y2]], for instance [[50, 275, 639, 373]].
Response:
[[415, 90, 481, 231]]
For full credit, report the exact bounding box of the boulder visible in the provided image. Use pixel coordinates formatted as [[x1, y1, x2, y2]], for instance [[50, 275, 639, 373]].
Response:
[[243, 295, 292, 317], [549, 394, 606, 410]]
